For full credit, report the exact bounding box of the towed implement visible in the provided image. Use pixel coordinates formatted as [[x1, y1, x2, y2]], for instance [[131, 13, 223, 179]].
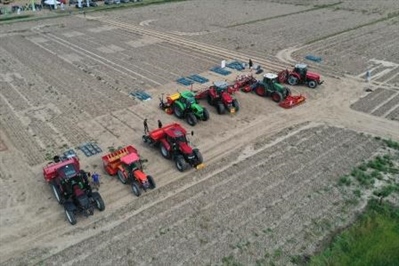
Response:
[[43, 155, 105, 225], [102, 145, 155, 197], [142, 120, 204, 172]]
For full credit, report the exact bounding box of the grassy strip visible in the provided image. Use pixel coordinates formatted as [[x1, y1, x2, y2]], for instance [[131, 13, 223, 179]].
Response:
[[226, 2, 342, 28], [305, 11, 399, 44], [309, 199, 399, 266], [0, 0, 186, 24]]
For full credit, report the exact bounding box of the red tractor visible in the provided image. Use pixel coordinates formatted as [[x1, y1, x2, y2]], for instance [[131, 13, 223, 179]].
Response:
[[142, 120, 204, 172], [43, 155, 105, 225], [102, 145, 155, 197], [195, 81, 240, 114], [278, 63, 324, 89]]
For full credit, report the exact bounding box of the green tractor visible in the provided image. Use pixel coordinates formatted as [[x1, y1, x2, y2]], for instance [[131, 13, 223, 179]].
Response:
[[159, 90, 210, 126], [252, 73, 291, 103]]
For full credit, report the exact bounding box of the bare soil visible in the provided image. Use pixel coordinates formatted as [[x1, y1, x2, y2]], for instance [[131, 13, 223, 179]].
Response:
[[1, 0, 398, 265]]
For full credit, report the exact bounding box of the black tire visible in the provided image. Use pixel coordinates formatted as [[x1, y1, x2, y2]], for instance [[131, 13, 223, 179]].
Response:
[[147, 175, 156, 189], [202, 108, 210, 121], [160, 143, 170, 159], [186, 113, 198, 126], [65, 208, 77, 225], [131, 181, 141, 197], [308, 80, 317, 89], [232, 99, 240, 112], [117, 170, 127, 184], [175, 155, 189, 172], [287, 75, 298, 85], [207, 94, 214, 106], [193, 149, 203, 164], [284, 87, 291, 98], [92, 192, 105, 211], [271, 92, 283, 103], [216, 102, 225, 114], [255, 85, 266, 97], [173, 103, 184, 119], [51, 183, 63, 204]]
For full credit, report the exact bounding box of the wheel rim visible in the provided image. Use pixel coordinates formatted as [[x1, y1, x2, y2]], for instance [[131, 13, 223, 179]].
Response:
[[117, 171, 126, 184], [52, 185, 60, 202], [65, 210, 73, 224], [255, 86, 265, 96], [308, 81, 316, 88], [161, 145, 168, 157], [272, 93, 281, 102], [288, 76, 297, 85]]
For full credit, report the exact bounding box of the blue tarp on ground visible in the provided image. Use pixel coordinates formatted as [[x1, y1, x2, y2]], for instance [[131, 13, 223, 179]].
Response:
[[210, 67, 232, 76], [187, 74, 209, 84], [129, 91, 152, 101], [305, 55, 322, 63], [176, 77, 194, 86], [78, 143, 102, 157], [226, 61, 245, 71]]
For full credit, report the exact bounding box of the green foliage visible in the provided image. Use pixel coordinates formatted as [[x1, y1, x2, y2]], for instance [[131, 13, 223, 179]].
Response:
[[338, 175, 352, 186], [309, 200, 399, 266], [373, 185, 399, 199], [221, 255, 243, 266], [382, 139, 399, 150], [351, 168, 374, 187], [353, 189, 362, 198]]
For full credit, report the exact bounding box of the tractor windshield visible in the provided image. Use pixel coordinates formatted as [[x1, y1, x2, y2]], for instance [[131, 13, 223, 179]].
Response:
[[57, 163, 79, 180], [175, 135, 187, 143], [124, 161, 140, 173], [187, 97, 196, 104]]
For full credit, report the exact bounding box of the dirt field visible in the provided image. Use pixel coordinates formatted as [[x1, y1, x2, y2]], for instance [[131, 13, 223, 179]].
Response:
[[1, 0, 399, 265]]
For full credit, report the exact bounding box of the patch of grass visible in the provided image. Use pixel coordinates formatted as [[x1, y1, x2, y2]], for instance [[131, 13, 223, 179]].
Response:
[[382, 139, 399, 150], [0, 14, 33, 22], [221, 255, 243, 266], [353, 189, 362, 198], [338, 175, 352, 186], [351, 168, 374, 187], [309, 200, 399, 266]]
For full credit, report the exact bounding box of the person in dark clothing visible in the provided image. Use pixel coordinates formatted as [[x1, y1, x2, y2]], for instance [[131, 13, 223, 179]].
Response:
[[144, 119, 149, 134], [158, 120, 163, 129], [248, 59, 253, 69]]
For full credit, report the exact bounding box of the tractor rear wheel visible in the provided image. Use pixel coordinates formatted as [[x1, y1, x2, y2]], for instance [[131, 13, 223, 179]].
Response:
[[160, 143, 171, 159], [202, 108, 210, 121], [308, 80, 317, 88], [117, 170, 127, 184], [207, 94, 214, 106], [193, 149, 203, 164], [232, 99, 240, 112], [65, 208, 77, 225], [287, 75, 298, 85], [272, 92, 283, 103], [255, 85, 266, 97], [51, 183, 63, 204], [92, 192, 105, 211], [147, 175, 156, 189], [131, 181, 141, 197], [186, 113, 198, 126], [216, 102, 225, 114], [175, 155, 189, 172], [173, 104, 184, 119]]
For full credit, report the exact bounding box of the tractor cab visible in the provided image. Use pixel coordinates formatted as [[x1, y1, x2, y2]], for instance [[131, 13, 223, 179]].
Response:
[[57, 163, 79, 180], [294, 64, 308, 79], [213, 81, 229, 94], [263, 73, 279, 85], [180, 91, 197, 105], [120, 153, 142, 175], [165, 127, 188, 145]]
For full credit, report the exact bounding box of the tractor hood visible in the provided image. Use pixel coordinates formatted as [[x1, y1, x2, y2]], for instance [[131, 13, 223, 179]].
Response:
[[274, 82, 285, 91], [179, 142, 193, 155], [306, 72, 320, 81], [221, 92, 233, 103], [191, 103, 204, 114]]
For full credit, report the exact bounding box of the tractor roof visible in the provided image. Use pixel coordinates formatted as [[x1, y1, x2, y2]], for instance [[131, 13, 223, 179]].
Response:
[[295, 63, 307, 69], [121, 152, 140, 165], [165, 126, 186, 138], [264, 73, 278, 80], [57, 162, 79, 180], [180, 90, 195, 98], [214, 81, 229, 89]]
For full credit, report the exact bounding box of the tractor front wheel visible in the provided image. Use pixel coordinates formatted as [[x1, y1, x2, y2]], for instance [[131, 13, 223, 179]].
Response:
[[216, 102, 226, 114], [287, 75, 298, 86], [117, 170, 127, 184], [160, 143, 171, 159], [173, 104, 184, 119], [255, 85, 266, 97], [193, 149, 203, 164], [186, 113, 198, 126], [308, 80, 317, 89], [51, 183, 63, 204], [202, 108, 210, 121], [65, 208, 77, 225], [272, 92, 283, 103], [147, 175, 156, 189], [92, 192, 105, 211], [207, 94, 214, 106], [232, 99, 240, 112], [175, 156, 189, 172], [131, 181, 142, 197]]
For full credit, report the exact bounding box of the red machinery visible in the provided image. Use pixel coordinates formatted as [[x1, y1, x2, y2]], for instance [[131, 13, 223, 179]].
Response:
[[278, 63, 323, 89], [102, 145, 155, 197], [142, 121, 204, 172], [234, 74, 258, 92], [195, 81, 240, 114], [43, 155, 105, 225]]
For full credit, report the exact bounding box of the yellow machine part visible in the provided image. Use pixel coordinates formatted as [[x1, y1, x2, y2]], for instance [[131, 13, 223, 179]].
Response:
[[167, 92, 180, 102]]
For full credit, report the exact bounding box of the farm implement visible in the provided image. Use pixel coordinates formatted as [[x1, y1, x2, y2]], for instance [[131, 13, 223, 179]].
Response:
[[159, 90, 210, 126], [43, 154, 105, 225], [278, 63, 323, 89], [195, 81, 240, 114], [242, 73, 306, 108], [142, 120, 204, 172], [102, 145, 155, 197]]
